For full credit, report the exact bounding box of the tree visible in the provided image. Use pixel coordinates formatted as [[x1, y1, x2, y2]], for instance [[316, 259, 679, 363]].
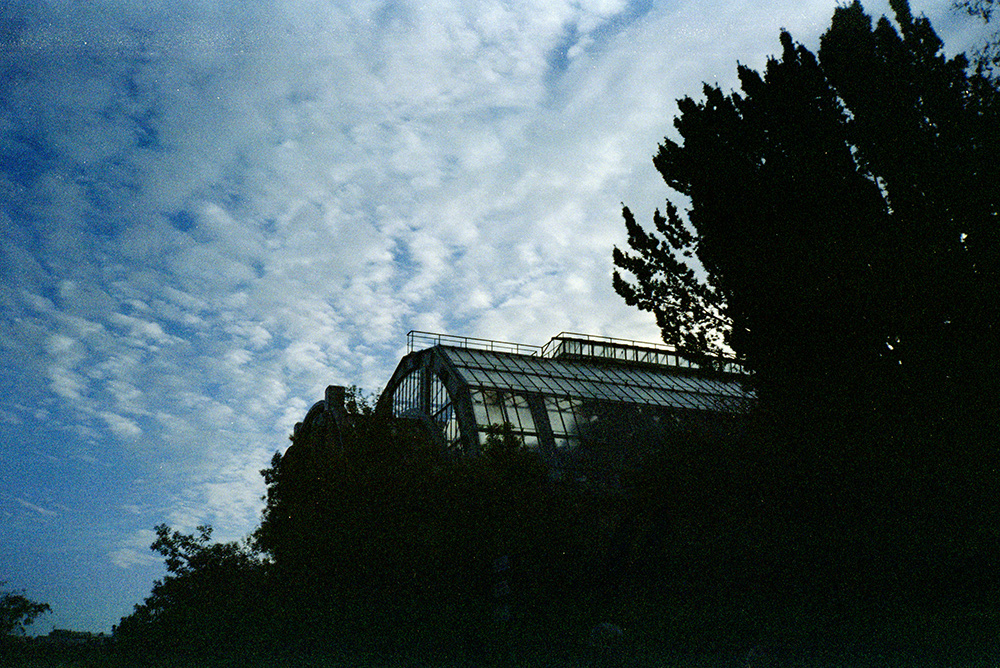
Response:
[[818, 0, 1000, 432], [615, 0, 999, 432], [0, 585, 50, 636], [957, 0, 1000, 75], [253, 389, 478, 654], [254, 392, 618, 659], [615, 29, 900, 406], [613, 0, 1000, 598], [115, 525, 265, 658]]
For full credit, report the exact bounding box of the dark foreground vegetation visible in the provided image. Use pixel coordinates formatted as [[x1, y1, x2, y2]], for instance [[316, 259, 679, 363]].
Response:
[[7, 1, 1000, 666], [13, 410, 1000, 668], [7, 408, 1000, 668]]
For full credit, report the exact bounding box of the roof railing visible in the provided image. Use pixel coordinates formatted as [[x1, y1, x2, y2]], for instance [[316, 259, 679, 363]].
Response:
[[407, 330, 745, 374], [407, 330, 543, 356]]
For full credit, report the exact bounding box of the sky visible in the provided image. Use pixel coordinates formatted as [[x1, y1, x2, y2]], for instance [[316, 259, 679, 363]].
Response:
[[0, 0, 990, 635]]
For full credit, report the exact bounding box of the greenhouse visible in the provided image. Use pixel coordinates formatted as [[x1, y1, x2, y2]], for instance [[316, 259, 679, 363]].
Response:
[[374, 331, 753, 479]]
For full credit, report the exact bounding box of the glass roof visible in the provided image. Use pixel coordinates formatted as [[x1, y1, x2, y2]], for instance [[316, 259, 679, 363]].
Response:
[[439, 346, 750, 412]]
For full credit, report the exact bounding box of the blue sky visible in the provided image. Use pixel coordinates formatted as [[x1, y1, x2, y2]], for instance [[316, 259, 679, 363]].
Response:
[[0, 0, 988, 634]]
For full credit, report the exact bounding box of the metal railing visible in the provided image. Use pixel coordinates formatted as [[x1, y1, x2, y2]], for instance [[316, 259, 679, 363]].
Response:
[[407, 330, 745, 374], [407, 330, 542, 356]]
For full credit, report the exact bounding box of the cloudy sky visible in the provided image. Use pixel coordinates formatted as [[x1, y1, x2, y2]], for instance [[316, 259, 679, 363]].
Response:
[[0, 0, 988, 634]]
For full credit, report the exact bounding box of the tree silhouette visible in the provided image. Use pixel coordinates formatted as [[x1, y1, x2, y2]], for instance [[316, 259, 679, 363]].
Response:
[[957, 0, 1000, 76], [614, 0, 1000, 618], [0, 584, 50, 637], [114, 525, 265, 659], [616, 0, 999, 439], [254, 394, 630, 659]]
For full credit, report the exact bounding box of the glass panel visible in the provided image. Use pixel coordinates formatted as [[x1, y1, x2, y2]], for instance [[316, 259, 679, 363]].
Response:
[[668, 375, 699, 392], [585, 365, 614, 382], [508, 393, 528, 408], [493, 355, 518, 372], [449, 349, 474, 366], [477, 389, 501, 425], [626, 368, 654, 385], [561, 408, 579, 437], [558, 376, 589, 396], [587, 382, 618, 402], [464, 368, 489, 385], [532, 376, 559, 395], [521, 374, 547, 392], [437, 346, 751, 417], [515, 406, 535, 432], [471, 390, 489, 426], [393, 367, 421, 417], [500, 371, 522, 390], [545, 397, 565, 435], [509, 376, 533, 394], [483, 370, 504, 384]]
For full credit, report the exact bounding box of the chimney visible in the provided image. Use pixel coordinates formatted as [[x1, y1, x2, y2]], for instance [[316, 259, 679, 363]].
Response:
[[326, 385, 346, 412]]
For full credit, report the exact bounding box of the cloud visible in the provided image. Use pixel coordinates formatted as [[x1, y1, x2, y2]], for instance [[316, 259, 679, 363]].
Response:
[[109, 528, 161, 570], [15, 497, 58, 517], [0, 0, 872, 528], [99, 412, 142, 439]]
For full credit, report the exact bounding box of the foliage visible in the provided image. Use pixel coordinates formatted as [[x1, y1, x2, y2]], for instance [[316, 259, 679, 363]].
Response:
[[616, 0, 1000, 448], [614, 0, 1000, 626], [479, 422, 549, 482], [252, 394, 629, 659], [116, 378, 997, 662], [961, 0, 997, 19], [619, 0, 998, 388], [0, 584, 50, 636], [114, 525, 265, 659], [957, 0, 1000, 75]]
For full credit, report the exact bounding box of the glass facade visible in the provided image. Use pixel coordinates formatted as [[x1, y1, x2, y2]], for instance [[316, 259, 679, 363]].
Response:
[[376, 332, 753, 475]]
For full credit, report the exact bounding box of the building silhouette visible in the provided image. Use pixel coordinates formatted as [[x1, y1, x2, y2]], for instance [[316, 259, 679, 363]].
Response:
[[295, 331, 752, 483]]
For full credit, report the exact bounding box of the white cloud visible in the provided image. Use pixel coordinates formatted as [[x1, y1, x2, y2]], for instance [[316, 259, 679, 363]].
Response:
[[15, 497, 58, 517], [109, 528, 160, 570], [100, 411, 142, 439], [47, 364, 89, 402]]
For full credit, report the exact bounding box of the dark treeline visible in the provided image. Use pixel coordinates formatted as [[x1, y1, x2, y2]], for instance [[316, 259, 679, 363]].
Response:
[[112, 397, 759, 665]]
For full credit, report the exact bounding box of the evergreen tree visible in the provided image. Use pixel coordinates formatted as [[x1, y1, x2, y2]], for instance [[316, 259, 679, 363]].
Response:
[[957, 0, 1000, 75], [613, 0, 1000, 598]]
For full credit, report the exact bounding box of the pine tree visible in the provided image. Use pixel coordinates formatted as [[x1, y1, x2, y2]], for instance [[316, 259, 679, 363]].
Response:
[[614, 0, 1000, 579]]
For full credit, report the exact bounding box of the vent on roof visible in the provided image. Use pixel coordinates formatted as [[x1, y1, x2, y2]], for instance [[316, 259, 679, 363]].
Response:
[[539, 332, 696, 368]]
